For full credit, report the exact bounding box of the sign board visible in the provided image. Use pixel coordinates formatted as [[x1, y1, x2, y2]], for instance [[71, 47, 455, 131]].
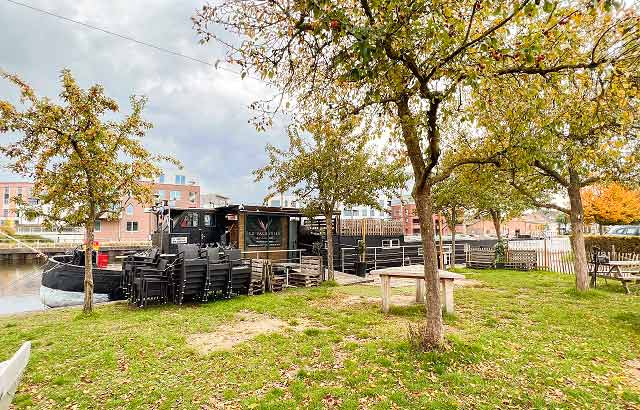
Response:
[[246, 215, 282, 248], [170, 236, 188, 244], [226, 214, 238, 221]]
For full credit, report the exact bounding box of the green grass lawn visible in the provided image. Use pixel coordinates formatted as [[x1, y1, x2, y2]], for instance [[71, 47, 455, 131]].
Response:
[[1, 270, 639, 409]]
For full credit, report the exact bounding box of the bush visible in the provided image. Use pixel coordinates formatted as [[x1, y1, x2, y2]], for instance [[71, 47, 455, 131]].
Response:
[[584, 235, 640, 254]]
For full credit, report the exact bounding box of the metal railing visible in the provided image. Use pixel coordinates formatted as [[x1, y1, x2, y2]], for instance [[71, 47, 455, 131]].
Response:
[[339, 244, 455, 273], [0, 240, 152, 250], [241, 248, 305, 265]]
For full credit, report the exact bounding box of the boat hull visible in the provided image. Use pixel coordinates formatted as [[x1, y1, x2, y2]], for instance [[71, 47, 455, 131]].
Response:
[[40, 256, 124, 308]]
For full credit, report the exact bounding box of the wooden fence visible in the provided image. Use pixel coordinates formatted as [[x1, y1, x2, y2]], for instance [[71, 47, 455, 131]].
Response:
[[512, 248, 640, 275], [339, 218, 403, 236]]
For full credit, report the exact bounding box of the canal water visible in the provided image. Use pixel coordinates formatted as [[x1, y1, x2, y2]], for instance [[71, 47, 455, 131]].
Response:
[[0, 262, 45, 315]]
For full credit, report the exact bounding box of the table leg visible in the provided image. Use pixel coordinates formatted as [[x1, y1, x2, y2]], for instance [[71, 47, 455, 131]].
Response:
[[381, 275, 390, 313], [442, 279, 454, 314], [415, 278, 424, 303]]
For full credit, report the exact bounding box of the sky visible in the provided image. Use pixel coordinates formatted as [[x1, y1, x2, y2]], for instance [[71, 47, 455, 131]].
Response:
[[0, 0, 287, 204]]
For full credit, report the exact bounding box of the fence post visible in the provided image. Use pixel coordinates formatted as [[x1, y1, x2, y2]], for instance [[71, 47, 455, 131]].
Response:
[[374, 247, 377, 271], [543, 238, 548, 269], [402, 247, 405, 267], [341, 248, 344, 274]]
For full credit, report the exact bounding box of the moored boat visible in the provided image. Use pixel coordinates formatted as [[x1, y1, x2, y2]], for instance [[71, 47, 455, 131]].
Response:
[[40, 252, 124, 308]]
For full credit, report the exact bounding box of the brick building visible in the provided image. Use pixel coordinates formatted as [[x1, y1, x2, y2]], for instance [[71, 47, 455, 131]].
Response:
[[0, 182, 38, 225], [391, 197, 548, 238], [94, 173, 200, 242]]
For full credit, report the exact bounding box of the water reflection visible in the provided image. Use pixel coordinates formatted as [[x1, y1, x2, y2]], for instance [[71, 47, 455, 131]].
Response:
[[0, 262, 45, 315]]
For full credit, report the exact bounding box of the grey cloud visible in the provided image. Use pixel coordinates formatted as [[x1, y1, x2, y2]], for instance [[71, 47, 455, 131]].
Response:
[[0, 0, 286, 202]]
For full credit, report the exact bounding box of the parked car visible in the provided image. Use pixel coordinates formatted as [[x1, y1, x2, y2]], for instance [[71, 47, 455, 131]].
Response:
[[607, 225, 640, 236]]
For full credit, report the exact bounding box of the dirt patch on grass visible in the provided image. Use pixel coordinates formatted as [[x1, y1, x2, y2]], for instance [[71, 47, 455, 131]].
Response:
[[456, 279, 486, 288], [187, 311, 319, 354], [625, 359, 640, 387]]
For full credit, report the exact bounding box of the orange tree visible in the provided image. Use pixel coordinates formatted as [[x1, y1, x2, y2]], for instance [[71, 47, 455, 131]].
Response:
[[194, 0, 639, 348], [583, 183, 640, 231]]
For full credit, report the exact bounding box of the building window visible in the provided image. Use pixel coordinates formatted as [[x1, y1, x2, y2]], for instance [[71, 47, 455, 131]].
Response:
[[170, 191, 181, 201], [370, 209, 375, 217], [158, 175, 165, 183], [3, 209, 8, 218], [382, 239, 400, 248], [175, 175, 186, 184], [126, 221, 139, 232], [17, 188, 22, 199], [189, 191, 197, 204], [204, 214, 215, 227], [157, 190, 165, 200], [291, 201, 297, 208], [352, 210, 359, 217], [126, 204, 134, 215], [3, 187, 9, 205], [94, 220, 101, 232]]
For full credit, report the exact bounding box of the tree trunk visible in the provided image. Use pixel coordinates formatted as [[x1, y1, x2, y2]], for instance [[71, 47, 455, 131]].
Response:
[[83, 224, 95, 314], [567, 184, 589, 291], [325, 213, 335, 282], [414, 184, 444, 348], [450, 207, 457, 268], [490, 209, 502, 241]]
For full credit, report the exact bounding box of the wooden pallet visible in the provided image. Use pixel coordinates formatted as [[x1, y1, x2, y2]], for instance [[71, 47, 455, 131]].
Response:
[[466, 247, 495, 269], [289, 256, 322, 288], [505, 250, 537, 271]]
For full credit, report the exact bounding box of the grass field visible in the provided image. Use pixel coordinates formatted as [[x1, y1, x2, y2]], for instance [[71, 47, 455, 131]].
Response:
[[1, 269, 639, 409]]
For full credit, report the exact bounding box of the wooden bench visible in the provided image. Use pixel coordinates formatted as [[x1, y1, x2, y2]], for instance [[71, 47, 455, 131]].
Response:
[[505, 249, 538, 271], [466, 247, 495, 269], [373, 266, 465, 314], [589, 260, 640, 294]]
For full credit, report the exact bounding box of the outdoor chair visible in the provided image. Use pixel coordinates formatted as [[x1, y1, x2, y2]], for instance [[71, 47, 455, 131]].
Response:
[[173, 248, 208, 304], [136, 259, 170, 307]]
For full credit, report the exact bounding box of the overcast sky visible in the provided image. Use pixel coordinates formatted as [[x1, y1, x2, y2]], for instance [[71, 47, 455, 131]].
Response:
[[0, 0, 287, 204]]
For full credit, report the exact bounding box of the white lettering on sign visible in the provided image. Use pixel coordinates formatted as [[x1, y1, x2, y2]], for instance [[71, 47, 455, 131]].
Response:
[[170, 236, 188, 244]]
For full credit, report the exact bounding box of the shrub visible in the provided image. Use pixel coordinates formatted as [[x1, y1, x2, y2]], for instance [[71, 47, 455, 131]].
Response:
[[584, 235, 640, 254]]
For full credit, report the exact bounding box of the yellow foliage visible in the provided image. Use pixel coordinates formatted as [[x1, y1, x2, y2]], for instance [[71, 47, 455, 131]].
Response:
[[583, 183, 640, 225], [0, 219, 16, 236]]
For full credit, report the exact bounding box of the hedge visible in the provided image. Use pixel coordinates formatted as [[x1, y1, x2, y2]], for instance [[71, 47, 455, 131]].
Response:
[[584, 235, 640, 254]]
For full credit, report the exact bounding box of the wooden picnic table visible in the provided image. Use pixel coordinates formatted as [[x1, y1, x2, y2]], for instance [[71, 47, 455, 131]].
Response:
[[589, 260, 640, 294], [372, 266, 465, 314]]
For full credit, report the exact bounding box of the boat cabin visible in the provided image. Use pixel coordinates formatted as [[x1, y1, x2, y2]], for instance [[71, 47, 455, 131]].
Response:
[[151, 204, 304, 260]]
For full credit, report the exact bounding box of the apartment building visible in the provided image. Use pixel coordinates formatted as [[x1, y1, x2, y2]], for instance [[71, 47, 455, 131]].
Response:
[[201, 192, 232, 208], [0, 182, 38, 225], [94, 173, 200, 242], [267, 195, 391, 219]]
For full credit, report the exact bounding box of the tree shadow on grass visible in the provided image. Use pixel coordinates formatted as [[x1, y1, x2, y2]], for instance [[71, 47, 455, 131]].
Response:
[[612, 312, 640, 334], [387, 304, 425, 318]]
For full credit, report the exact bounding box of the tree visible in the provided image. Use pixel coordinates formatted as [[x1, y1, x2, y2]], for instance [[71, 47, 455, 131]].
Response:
[[0, 69, 178, 313], [194, 0, 639, 348], [556, 213, 570, 235], [462, 166, 531, 241], [583, 183, 640, 232], [432, 171, 471, 266], [254, 115, 405, 281], [470, 46, 640, 291]]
